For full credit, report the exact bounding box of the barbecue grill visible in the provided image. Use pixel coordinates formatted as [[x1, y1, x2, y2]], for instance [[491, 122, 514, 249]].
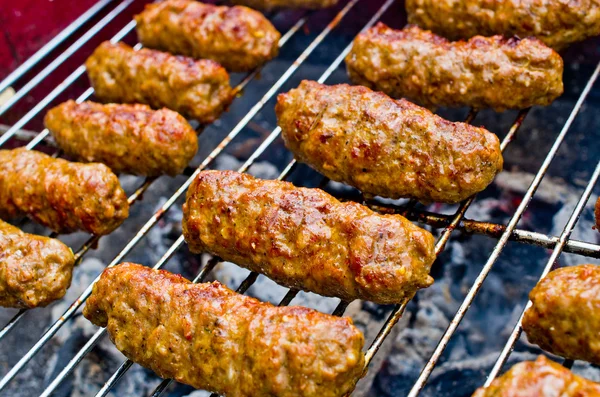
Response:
[[1, 0, 600, 396]]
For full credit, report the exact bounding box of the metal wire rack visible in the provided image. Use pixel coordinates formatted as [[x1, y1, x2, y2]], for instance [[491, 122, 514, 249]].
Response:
[[1, 0, 599, 396]]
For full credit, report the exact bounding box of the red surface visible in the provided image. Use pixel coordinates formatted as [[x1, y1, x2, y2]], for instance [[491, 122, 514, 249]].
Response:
[[0, 0, 150, 135], [0, 0, 98, 78]]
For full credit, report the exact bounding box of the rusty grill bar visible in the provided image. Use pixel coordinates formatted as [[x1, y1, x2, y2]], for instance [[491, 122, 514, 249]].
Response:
[[0, 0, 599, 396]]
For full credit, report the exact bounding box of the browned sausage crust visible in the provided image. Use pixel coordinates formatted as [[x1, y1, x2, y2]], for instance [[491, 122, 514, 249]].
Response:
[[522, 265, 600, 365], [85, 41, 233, 123], [0, 149, 129, 235], [135, 0, 280, 72], [230, 0, 338, 10], [346, 24, 564, 111], [44, 100, 198, 177], [0, 220, 74, 308], [84, 263, 365, 397], [406, 0, 600, 51], [472, 355, 600, 396], [276, 81, 503, 204], [182, 170, 436, 304]]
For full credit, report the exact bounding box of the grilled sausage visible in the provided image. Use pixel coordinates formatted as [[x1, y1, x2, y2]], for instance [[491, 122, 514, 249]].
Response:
[[230, 0, 338, 10], [85, 41, 233, 123], [346, 24, 564, 111], [522, 265, 600, 365], [84, 263, 365, 397], [0, 220, 75, 308], [276, 81, 503, 204], [182, 170, 436, 304], [0, 149, 129, 235], [472, 355, 600, 396], [135, 0, 280, 72], [406, 0, 600, 51], [44, 100, 198, 177]]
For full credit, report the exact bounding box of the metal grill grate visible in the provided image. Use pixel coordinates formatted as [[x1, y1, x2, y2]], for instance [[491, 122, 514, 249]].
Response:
[[1, 0, 599, 396]]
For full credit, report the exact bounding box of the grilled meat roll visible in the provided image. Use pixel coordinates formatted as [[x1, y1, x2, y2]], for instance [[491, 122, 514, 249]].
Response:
[[182, 170, 436, 304], [276, 81, 503, 204], [44, 101, 198, 177], [84, 263, 365, 397], [346, 24, 564, 111], [86, 41, 232, 123], [406, 0, 600, 51], [135, 0, 280, 72], [230, 0, 338, 10], [0, 220, 75, 308], [472, 355, 600, 396], [0, 149, 129, 235], [522, 264, 600, 365]]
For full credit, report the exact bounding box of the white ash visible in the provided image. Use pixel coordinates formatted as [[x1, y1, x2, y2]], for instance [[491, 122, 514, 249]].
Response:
[[213, 261, 341, 313], [494, 171, 577, 205]]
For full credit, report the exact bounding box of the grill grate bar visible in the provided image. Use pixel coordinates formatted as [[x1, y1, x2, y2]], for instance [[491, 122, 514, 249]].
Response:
[[0, 0, 113, 95], [0, 1, 361, 392], [2, 15, 309, 293], [484, 159, 600, 385], [0, 4, 307, 340], [373, 206, 600, 258], [24, 87, 95, 150], [39, 234, 192, 397], [17, 13, 309, 285], [90, 242, 223, 397], [0, 18, 137, 148], [20, 8, 307, 153], [144, 6, 402, 383], [365, 106, 528, 375], [64, 1, 519, 391], [0, 175, 156, 344], [407, 61, 600, 397], [141, 159, 299, 397], [0, 309, 26, 342], [156, 3, 409, 394], [3, 0, 600, 395], [0, 0, 135, 118]]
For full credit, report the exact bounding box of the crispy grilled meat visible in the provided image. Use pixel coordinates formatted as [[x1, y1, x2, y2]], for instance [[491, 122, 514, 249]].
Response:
[[182, 170, 436, 304], [276, 81, 503, 204], [230, 0, 338, 10], [0, 149, 129, 235], [522, 265, 600, 365], [135, 0, 280, 72], [44, 100, 198, 177], [346, 24, 564, 111], [0, 220, 75, 308], [406, 0, 600, 51], [84, 263, 365, 397], [472, 355, 600, 396], [85, 41, 233, 123]]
